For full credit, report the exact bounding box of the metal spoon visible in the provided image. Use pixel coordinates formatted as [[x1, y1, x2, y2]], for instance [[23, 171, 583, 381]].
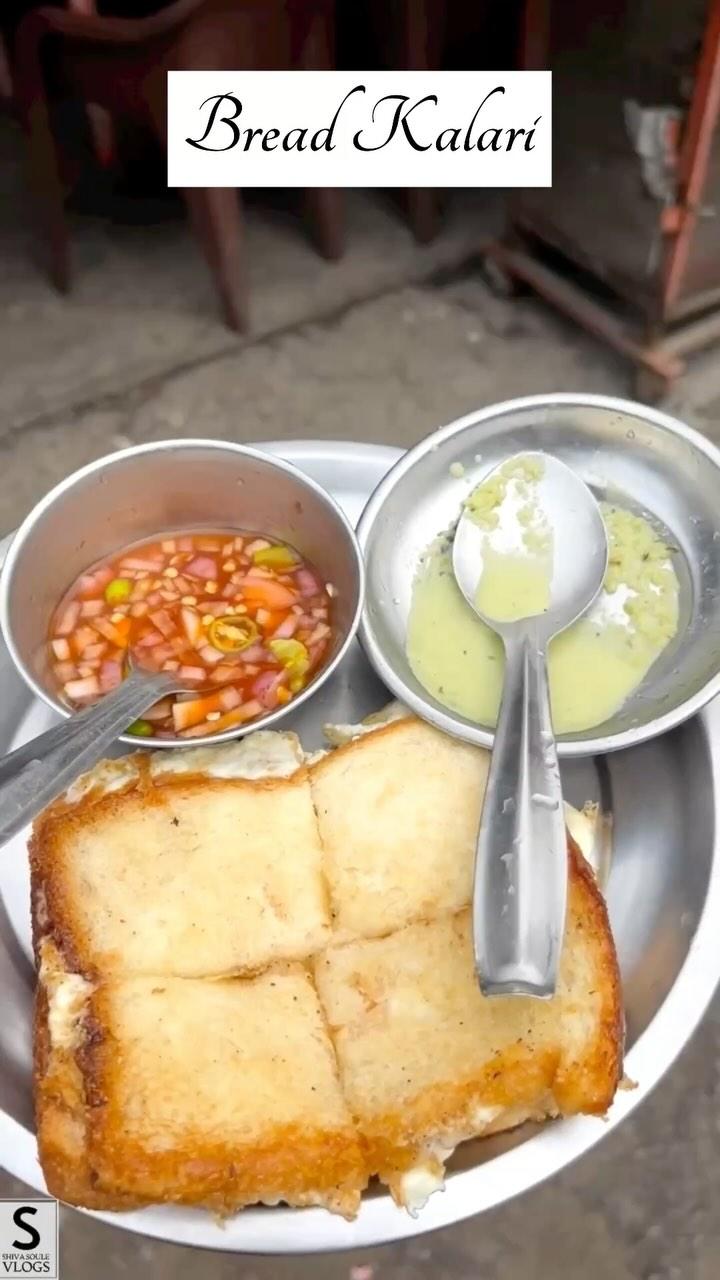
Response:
[[0, 667, 185, 846], [453, 451, 608, 999]]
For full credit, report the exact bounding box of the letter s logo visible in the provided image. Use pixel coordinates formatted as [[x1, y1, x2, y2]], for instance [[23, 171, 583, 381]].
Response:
[[12, 1206, 41, 1250]]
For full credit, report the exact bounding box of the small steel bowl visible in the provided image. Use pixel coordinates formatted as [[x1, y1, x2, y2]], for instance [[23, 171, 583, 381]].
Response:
[[0, 439, 364, 748], [357, 393, 720, 756]]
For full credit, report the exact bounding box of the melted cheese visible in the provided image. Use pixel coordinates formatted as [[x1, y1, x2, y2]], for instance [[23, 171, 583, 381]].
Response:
[[150, 731, 303, 781], [398, 1164, 446, 1215], [322, 701, 409, 747], [66, 757, 140, 805], [45, 972, 92, 1051]]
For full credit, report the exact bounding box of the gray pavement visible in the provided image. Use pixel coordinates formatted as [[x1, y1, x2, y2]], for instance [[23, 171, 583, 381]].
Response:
[[1, 117, 719, 1278]]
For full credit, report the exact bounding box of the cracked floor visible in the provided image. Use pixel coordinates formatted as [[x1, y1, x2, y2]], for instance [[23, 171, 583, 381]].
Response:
[[1, 117, 719, 1279]]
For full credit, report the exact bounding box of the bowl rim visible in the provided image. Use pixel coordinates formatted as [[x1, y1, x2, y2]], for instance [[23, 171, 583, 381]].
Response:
[[357, 392, 720, 758], [0, 437, 365, 749]]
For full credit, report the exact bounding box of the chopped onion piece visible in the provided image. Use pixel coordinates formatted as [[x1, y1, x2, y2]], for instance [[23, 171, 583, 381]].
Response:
[[296, 567, 321, 598], [181, 606, 202, 646], [83, 643, 107, 661], [135, 629, 164, 648], [54, 661, 77, 683], [219, 686, 243, 711], [251, 669, 288, 709], [65, 675, 100, 700], [198, 644, 224, 665], [185, 556, 218, 580], [272, 614, 299, 639], [144, 697, 174, 722], [120, 556, 163, 572], [150, 609, 175, 638], [56, 601, 80, 636], [307, 623, 331, 645], [146, 642, 176, 665], [99, 661, 123, 692], [209, 664, 242, 684], [80, 600, 105, 618]]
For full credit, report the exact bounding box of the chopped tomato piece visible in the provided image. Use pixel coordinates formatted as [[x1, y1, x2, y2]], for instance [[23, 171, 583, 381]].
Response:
[[179, 700, 263, 737], [242, 580, 298, 611]]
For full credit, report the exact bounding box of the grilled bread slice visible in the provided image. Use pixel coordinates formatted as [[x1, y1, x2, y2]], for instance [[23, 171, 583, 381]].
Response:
[[35, 941, 367, 1216], [310, 715, 490, 941], [30, 733, 331, 979], [314, 838, 622, 1210]]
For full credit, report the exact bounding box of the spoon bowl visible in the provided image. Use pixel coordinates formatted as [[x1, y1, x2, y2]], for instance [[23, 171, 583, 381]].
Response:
[[452, 452, 608, 999], [453, 451, 608, 639]]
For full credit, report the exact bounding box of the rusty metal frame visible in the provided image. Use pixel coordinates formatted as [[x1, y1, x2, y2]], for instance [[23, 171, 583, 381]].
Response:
[[492, 0, 720, 397], [484, 240, 684, 385], [662, 0, 720, 314]]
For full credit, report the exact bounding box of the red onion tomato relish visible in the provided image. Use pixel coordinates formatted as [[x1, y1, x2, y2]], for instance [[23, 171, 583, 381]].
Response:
[[48, 531, 334, 738]]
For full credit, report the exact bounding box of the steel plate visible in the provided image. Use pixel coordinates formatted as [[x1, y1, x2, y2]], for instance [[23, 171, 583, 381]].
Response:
[[0, 438, 719, 1254]]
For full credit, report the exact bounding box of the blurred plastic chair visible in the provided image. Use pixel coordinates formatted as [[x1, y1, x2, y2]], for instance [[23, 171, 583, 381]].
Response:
[[13, 0, 344, 331]]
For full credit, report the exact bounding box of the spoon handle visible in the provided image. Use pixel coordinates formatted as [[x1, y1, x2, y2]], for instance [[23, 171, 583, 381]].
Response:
[[473, 632, 567, 998], [0, 670, 176, 847]]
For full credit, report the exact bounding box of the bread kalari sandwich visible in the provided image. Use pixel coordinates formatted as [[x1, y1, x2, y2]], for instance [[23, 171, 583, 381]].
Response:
[[31, 709, 622, 1218]]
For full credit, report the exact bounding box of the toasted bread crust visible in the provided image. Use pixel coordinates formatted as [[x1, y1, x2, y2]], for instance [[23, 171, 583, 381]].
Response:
[[34, 984, 145, 1210], [555, 836, 623, 1114]]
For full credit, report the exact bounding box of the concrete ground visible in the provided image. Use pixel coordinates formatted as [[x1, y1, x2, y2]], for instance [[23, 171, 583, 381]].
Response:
[[1, 117, 719, 1277]]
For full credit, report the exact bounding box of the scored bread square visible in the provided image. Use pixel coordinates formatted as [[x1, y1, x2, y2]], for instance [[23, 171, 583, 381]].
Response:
[[310, 717, 489, 941], [31, 747, 331, 979], [36, 953, 368, 1217], [314, 843, 622, 1206]]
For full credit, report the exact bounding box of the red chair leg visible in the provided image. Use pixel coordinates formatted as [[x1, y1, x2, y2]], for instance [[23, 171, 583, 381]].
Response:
[[304, 188, 344, 260], [25, 99, 72, 292], [406, 189, 442, 244], [183, 187, 249, 332], [400, 0, 445, 244]]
